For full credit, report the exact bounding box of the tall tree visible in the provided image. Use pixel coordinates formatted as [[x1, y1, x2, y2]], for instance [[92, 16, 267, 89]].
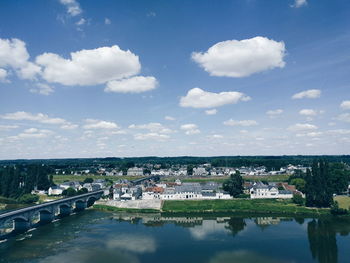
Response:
[[223, 171, 244, 197]]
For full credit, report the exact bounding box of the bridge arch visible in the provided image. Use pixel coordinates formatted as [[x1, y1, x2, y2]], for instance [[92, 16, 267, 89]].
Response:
[[87, 196, 97, 207]]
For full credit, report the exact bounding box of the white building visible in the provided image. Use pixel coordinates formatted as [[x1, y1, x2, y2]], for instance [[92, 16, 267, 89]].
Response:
[[127, 167, 144, 176], [250, 182, 293, 199], [48, 186, 63, 196]]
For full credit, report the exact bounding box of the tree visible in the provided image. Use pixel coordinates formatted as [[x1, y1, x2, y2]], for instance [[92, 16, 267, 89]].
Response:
[[223, 171, 244, 197], [62, 187, 77, 197], [77, 188, 88, 195], [305, 160, 333, 208], [83, 178, 94, 184], [290, 178, 306, 193], [292, 193, 305, 206], [18, 194, 39, 204]]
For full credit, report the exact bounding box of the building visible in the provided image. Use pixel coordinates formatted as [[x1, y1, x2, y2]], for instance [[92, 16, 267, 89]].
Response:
[[249, 182, 293, 199], [48, 186, 64, 196], [127, 167, 144, 176]]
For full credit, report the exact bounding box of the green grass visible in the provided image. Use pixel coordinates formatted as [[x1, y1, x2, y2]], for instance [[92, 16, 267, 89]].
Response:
[[162, 199, 329, 216], [163, 174, 291, 184], [93, 204, 159, 213], [52, 175, 145, 184], [334, 196, 350, 210]]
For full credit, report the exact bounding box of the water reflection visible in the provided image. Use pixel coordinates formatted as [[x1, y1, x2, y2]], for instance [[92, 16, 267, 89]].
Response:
[[1, 210, 350, 263]]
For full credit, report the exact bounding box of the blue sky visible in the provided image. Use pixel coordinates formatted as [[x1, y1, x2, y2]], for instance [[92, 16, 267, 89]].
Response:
[[0, 0, 349, 159]]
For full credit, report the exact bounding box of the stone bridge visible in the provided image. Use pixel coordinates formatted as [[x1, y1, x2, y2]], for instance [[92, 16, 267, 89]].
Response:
[[0, 190, 103, 237]]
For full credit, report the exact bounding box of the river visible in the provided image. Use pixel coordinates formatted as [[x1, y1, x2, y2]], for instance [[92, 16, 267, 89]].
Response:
[[1, 209, 350, 263]]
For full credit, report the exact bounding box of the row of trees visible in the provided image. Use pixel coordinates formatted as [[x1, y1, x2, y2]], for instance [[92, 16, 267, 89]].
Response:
[[0, 164, 52, 199]]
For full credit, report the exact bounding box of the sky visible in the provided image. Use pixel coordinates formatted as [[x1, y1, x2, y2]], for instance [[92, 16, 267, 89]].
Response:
[[0, 0, 349, 159]]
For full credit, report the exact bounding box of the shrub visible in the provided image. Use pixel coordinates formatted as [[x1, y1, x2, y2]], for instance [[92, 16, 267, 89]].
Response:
[[292, 193, 305, 206], [17, 194, 39, 204]]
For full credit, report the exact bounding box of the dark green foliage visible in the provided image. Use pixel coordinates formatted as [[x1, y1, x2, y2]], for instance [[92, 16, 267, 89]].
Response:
[[330, 201, 348, 215], [290, 178, 306, 193], [223, 171, 244, 197], [305, 160, 334, 208], [187, 165, 194, 175], [17, 194, 39, 204], [62, 187, 77, 197], [0, 164, 51, 199], [292, 193, 305, 206], [329, 163, 350, 194], [83, 177, 94, 184], [77, 187, 88, 194]]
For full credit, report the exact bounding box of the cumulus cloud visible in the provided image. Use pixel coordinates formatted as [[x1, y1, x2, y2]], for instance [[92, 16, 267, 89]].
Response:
[[165, 116, 175, 121], [134, 133, 169, 141], [76, 18, 86, 26], [292, 89, 321, 99], [36, 45, 141, 86], [83, 119, 119, 129], [292, 0, 307, 8], [207, 134, 223, 139], [1, 111, 66, 124], [192, 36, 286, 77], [105, 76, 158, 93], [0, 68, 8, 82], [336, 113, 350, 123], [287, 123, 318, 132], [181, 124, 200, 135], [223, 119, 258, 127], [30, 83, 54, 95], [205, 109, 217, 115], [180, 88, 250, 109], [104, 18, 111, 25], [9, 128, 53, 140], [266, 109, 283, 117], [129, 122, 173, 134], [299, 109, 319, 116], [340, 100, 350, 110], [59, 0, 82, 16], [0, 125, 19, 131], [0, 38, 41, 80]]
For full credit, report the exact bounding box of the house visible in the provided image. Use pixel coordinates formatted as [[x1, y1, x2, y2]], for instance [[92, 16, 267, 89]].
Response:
[[193, 167, 208, 176], [113, 185, 142, 200], [127, 167, 144, 176], [82, 183, 101, 192], [48, 186, 64, 196], [249, 182, 293, 199], [59, 181, 81, 191]]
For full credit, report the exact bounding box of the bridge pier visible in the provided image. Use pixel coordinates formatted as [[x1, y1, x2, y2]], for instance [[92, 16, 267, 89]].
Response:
[[13, 218, 30, 233], [39, 211, 54, 224], [59, 205, 72, 217], [75, 201, 87, 211]]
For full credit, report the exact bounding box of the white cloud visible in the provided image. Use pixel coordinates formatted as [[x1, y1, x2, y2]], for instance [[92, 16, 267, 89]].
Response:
[[180, 124, 200, 135], [205, 109, 217, 115], [30, 83, 54, 95], [83, 119, 119, 129], [296, 132, 323, 137], [1, 111, 66, 124], [105, 76, 158, 93], [0, 125, 19, 131], [336, 113, 350, 123], [223, 119, 258, 127], [292, 89, 321, 99], [147, 12, 156, 17], [60, 123, 78, 130], [104, 18, 111, 25], [165, 116, 175, 121], [76, 18, 86, 26], [292, 0, 307, 8], [0, 38, 41, 80], [36, 45, 141, 86], [9, 128, 53, 140], [288, 123, 318, 132], [327, 129, 350, 135], [340, 100, 350, 110], [59, 0, 82, 16], [129, 122, 173, 134], [180, 88, 250, 109], [0, 68, 8, 82], [134, 133, 169, 141], [207, 134, 223, 139], [266, 109, 283, 117], [299, 109, 318, 116], [192, 36, 286, 77]]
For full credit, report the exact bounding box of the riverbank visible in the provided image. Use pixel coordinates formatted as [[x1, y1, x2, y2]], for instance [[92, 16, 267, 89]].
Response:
[[93, 199, 330, 216]]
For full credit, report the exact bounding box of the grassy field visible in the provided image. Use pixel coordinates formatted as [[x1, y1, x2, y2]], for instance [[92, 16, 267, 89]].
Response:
[[334, 196, 350, 210], [162, 199, 329, 216], [164, 174, 291, 183], [52, 175, 145, 184]]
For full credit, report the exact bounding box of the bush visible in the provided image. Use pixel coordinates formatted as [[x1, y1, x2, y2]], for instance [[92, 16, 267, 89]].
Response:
[[83, 178, 94, 184], [62, 187, 77, 197], [330, 201, 348, 215], [77, 187, 88, 195], [17, 194, 39, 204], [292, 193, 305, 206]]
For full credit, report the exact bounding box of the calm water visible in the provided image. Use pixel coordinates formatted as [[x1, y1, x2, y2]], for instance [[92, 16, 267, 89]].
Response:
[[1, 210, 350, 263]]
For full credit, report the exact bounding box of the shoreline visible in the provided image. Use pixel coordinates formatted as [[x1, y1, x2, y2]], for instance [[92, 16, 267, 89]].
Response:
[[93, 199, 333, 217]]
